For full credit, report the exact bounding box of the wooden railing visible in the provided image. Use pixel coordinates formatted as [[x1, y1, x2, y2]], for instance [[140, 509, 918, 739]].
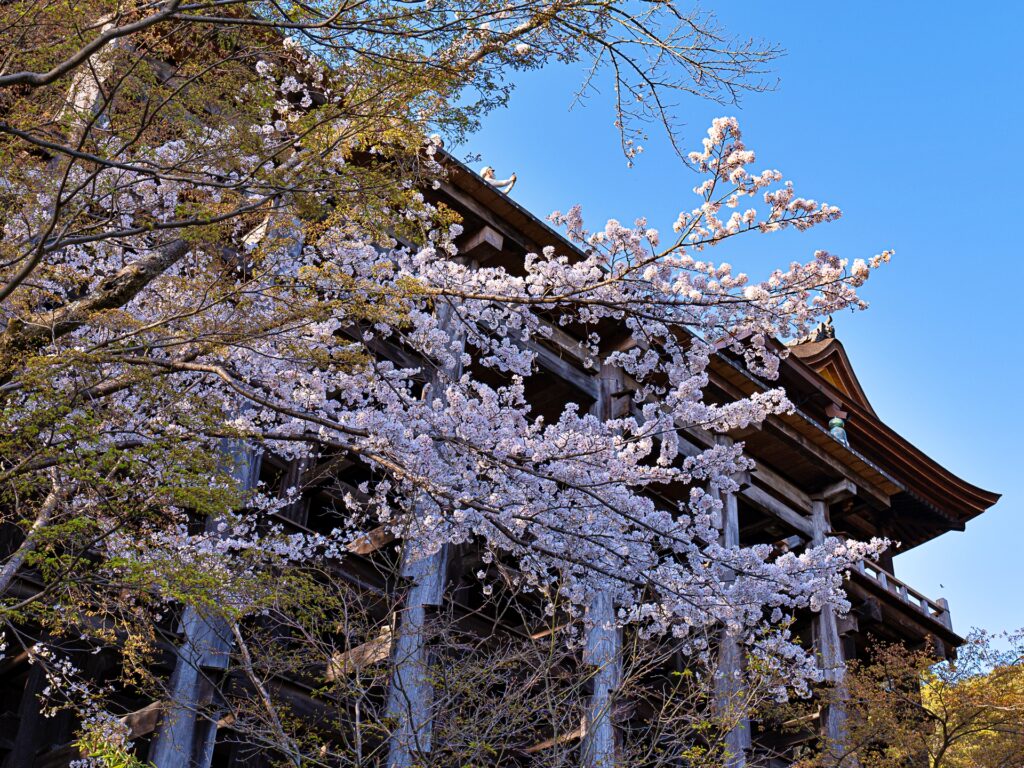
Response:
[[854, 560, 953, 631]]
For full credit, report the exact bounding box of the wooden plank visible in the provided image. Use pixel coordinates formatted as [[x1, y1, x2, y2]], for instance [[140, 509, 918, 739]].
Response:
[[346, 526, 395, 556], [529, 622, 569, 640], [524, 721, 586, 753], [326, 627, 393, 680], [123, 701, 163, 739]]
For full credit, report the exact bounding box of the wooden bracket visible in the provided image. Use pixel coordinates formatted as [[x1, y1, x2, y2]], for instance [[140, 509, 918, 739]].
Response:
[[836, 614, 859, 636], [814, 478, 857, 504], [825, 402, 848, 420], [460, 225, 504, 260], [852, 596, 883, 623]]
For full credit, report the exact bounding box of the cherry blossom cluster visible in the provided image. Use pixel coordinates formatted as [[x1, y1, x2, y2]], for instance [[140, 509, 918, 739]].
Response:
[[2, 116, 892, 698]]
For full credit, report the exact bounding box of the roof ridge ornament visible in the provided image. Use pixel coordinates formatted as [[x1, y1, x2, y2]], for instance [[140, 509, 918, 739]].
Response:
[[789, 315, 835, 346], [480, 165, 517, 194]]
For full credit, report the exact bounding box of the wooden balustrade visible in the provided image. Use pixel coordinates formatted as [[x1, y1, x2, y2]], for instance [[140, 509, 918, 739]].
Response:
[[853, 560, 953, 630]]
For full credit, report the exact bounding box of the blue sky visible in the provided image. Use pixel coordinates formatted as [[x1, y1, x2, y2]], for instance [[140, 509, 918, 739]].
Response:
[[459, 2, 1024, 636]]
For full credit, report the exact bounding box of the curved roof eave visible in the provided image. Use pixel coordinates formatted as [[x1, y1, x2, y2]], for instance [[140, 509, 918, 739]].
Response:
[[780, 341, 1000, 523]]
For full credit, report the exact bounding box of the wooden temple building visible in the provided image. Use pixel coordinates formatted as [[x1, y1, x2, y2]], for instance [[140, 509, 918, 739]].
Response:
[[0, 156, 1001, 768]]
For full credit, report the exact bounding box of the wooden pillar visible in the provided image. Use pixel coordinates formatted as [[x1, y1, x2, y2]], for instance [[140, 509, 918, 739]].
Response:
[[581, 367, 625, 768], [810, 497, 849, 756], [811, 500, 843, 683], [582, 590, 621, 768], [714, 436, 750, 768], [386, 541, 450, 765], [4, 662, 47, 768], [935, 597, 953, 631], [150, 441, 260, 768], [386, 299, 466, 768]]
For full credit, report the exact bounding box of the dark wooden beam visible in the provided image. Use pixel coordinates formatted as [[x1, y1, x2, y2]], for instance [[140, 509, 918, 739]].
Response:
[[460, 226, 504, 260]]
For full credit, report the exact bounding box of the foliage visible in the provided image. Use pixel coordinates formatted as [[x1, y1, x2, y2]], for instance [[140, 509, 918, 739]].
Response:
[[0, 1, 894, 763], [792, 631, 1024, 768]]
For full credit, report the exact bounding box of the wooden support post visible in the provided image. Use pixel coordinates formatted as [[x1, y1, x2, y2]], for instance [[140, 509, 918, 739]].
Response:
[[810, 498, 850, 761], [716, 634, 750, 768], [582, 590, 621, 768], [714, 436, 750, 768], [150, 442, 260, 768], [935, 597, 953, 631], [581, 368, 625, 768], [5, 662, 47, 768], [150, 205, 297, 768], [386, 298, 466, 768], [278, 457, 310, 523], [386, 540, 449, 765]]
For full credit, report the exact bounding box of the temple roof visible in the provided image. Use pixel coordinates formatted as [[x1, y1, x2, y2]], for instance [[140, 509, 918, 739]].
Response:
[[779, 333, 1001, 544], [788, 326, 876, 417]]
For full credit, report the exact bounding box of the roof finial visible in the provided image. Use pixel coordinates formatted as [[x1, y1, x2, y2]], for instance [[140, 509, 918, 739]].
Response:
[[480, 165, 517, 194], [789, 315, 835, 346]]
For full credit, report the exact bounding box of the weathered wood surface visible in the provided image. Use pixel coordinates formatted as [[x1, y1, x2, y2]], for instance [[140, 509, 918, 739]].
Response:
[[582, 589, 621, 768], [524, 721, 587, 753], [5, 663, 46, 768], [742, 484, 813, 537], [853, 561, 954, 632], [386, 546, 449, 764], [810, 498, 850, 756], [124, 701, 164, 739], [714, 436, 750, 768], [326, 626, 393, 680], [581, 369, 625, 768]]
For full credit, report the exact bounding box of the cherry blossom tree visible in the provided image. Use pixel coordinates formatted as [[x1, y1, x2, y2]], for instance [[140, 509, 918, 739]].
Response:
[[0, 2, 895, 764]]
